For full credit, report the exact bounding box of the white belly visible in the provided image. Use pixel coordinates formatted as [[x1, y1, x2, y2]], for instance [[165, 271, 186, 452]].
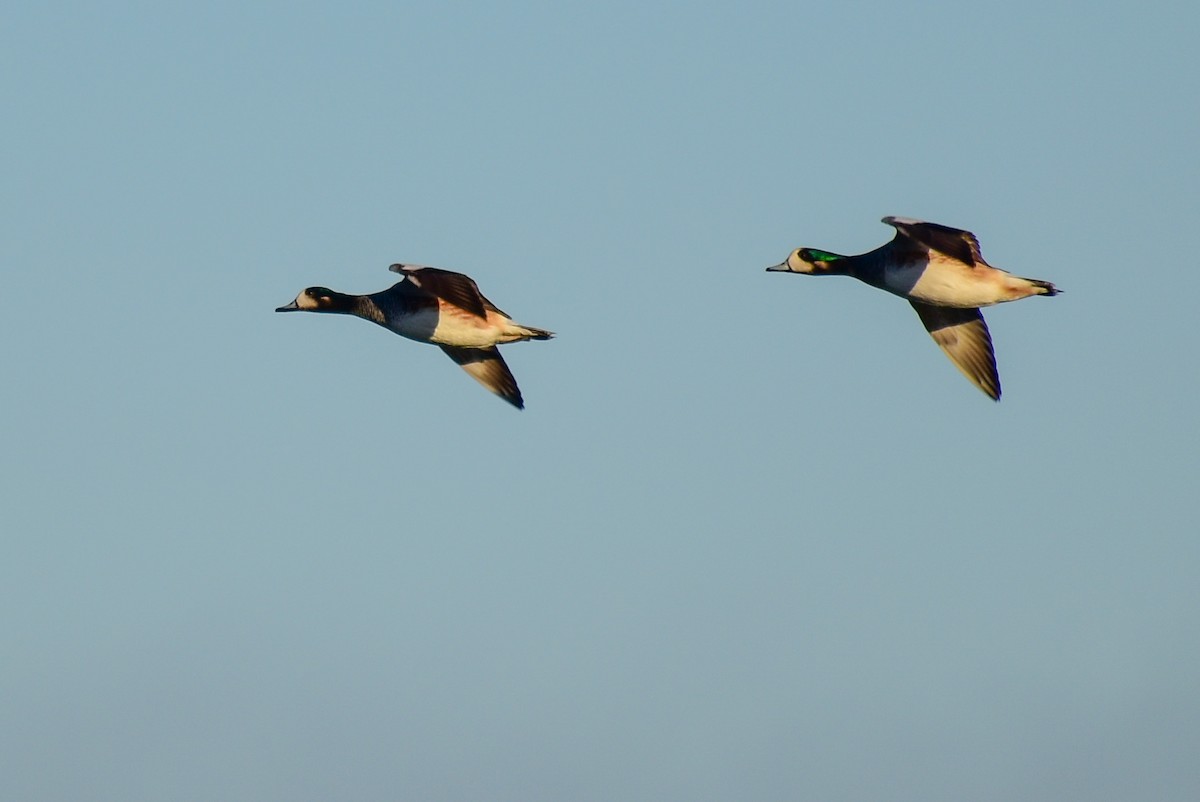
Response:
[[383, 307, 501, 348], [430, 316, 502, 348], [883, 261, 1002, 308]]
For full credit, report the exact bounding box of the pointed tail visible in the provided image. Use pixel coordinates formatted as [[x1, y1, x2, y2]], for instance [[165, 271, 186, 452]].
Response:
[[517, 325, 555, 341]]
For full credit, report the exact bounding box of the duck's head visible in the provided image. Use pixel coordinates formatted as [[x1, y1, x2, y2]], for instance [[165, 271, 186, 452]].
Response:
[[275, 286, 350, 313], [766, 248, 845, 275]]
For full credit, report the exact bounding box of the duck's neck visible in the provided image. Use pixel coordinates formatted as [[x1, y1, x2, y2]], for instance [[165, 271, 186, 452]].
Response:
[[814, 252, 861, 279], [838, 247, 894, 288], [315, 291, 381, 323], [347, 295, 386, 325]]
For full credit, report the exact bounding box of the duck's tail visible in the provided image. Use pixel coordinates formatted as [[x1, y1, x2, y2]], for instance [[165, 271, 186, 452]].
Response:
[[501, 323, 555, 343], [1030, 279, 1060, 296], [521, 325, 554, 340]]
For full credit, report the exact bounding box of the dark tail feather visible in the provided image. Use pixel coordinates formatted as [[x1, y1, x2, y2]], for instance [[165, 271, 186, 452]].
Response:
[[1031, 279, 1060, 296], [523, 326, 555, 340]]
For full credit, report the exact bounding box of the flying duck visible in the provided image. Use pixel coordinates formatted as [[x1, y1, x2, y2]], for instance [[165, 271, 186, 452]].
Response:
[[767, 216, 1059, 400], [277, 263, 553, 409]]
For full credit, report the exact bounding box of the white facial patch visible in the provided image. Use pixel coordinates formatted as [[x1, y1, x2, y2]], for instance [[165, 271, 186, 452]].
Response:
[[788, 250, 813, 273], [295, 291, 322, 310]]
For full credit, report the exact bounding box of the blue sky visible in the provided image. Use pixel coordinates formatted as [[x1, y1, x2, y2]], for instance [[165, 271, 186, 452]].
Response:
[[3, 1, 1198, 799]]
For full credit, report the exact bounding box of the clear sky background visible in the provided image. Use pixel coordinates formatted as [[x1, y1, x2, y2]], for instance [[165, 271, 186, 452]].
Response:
[[3, 1, 1198, 800]]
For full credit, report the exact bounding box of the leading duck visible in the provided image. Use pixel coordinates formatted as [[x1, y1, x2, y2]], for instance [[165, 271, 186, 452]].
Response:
[[277, 263, 553, 409], [767, 216, 1059, 400]]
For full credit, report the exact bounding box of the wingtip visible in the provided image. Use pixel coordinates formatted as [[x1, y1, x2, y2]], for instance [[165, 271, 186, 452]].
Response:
[[980, 374, 1001, 402], [498, 390, 526, 410], [483, 383, 527, 410]]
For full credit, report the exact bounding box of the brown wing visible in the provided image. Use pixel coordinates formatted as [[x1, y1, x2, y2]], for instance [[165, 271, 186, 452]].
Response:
[[883, 216, 985, 266], [909, 301, 1000, 400], [439, 345, 525, 409], [390, 264, 501, 319]]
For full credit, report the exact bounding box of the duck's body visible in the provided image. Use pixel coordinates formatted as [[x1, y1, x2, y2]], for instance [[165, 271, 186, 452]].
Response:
[[767, 216, 1059, 400], [277, 263, 552, 409]]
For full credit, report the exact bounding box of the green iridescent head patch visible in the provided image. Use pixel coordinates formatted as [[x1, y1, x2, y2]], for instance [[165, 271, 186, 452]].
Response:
[[800, 248, 842, 262]]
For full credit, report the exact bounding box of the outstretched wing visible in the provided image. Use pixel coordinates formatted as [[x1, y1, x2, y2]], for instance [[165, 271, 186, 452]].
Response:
[[390, 264, 499, 319], [439, 345, 525, 409], [883, 216, 985, 266], [909, 301, 1000, 401]]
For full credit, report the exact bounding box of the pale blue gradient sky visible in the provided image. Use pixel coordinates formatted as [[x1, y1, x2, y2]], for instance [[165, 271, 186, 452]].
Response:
[[3, 1, 1198, 800]]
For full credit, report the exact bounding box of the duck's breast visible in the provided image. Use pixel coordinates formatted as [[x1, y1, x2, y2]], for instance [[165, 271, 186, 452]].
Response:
[[382, 306, 444, 343]]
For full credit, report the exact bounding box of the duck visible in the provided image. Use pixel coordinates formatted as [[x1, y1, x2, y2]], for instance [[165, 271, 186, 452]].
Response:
[[767, 216, 1059, 400], [277, 263, 553, 409]]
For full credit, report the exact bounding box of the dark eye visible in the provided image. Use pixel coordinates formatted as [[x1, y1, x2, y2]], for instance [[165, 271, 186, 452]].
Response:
[[799, 249, 812, 260]]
